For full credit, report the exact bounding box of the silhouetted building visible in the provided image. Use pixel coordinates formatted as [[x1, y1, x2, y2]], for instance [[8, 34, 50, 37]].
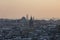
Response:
[[29, 16, 33, 27]]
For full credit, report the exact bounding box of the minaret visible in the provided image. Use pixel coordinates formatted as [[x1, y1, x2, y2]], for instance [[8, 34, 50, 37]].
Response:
[[26, 14, 29, 27], [29, 16, 33, 27], [26, 14, 28, 20]]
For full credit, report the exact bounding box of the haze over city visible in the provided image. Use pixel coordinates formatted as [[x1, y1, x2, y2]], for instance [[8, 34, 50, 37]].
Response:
[[0, 0, 60, 40], [0, 0, 60, 19]]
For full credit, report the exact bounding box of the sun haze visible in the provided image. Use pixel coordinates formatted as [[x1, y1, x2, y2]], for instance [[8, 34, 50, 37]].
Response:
[[0, 0, 59, 19]]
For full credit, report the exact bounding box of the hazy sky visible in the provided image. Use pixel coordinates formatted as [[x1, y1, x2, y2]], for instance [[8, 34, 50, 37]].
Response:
[[0, 0, 60, 19]]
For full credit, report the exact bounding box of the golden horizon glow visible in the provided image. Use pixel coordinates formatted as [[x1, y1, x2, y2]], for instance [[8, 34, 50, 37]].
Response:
[[0, 0, 60, 19]]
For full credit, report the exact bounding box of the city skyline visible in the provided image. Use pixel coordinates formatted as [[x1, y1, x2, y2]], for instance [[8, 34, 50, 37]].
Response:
[[0, 0, 60, 19]]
